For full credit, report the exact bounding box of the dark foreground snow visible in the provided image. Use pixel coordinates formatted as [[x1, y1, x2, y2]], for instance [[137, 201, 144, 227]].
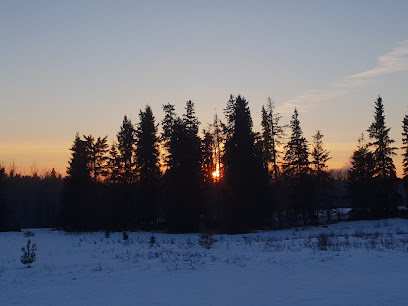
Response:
[[2, 219, 408, 305]]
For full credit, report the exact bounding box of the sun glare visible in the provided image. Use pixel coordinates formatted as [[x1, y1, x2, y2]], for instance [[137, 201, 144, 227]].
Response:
[[212, 163, 220, 181]]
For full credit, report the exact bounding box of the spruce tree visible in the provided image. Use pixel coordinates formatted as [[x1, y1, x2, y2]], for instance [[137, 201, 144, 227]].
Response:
[[261, 105, 273, 176], [282, 108, 310, 178], [349, 134, 375, 182], [223, 95, 265, 232], [85, 135, 109, 183], [182, 101, 202, 174], [66, 133, 91, 184], [183, 100, 200, 136], [367, 96, 397, 179], [64, 133, 94, 230], [164, 101, 201, 173], [0, 166, 6, 230], [117, 115, 136, 184], [311, 130, 331, 176], [261, 97, 285, 181], [161, 103, 176, 169], [20, 240, 37, 268], [402, 113, 408, 179], [223, 95, 256, 179], [201, 129, 215, 184], [93, 136, 109, 182], [366, 96, 400, 215], [282, 108, 313, 223], [135, 105, 161, 184], [310, 130, 331, 220], [106, 142, 122, 183], [212, 113, 224, 180], [135, 105, 161, 228], [164, 101, 202, 232], [348, 134, 376, 213]]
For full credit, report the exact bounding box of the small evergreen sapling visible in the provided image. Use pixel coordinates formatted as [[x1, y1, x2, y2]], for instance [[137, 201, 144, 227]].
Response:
[[20, 240, 37, 268]]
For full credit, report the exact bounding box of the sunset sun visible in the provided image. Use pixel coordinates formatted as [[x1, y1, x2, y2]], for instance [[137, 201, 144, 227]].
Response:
[[212, 163, 221, 181]]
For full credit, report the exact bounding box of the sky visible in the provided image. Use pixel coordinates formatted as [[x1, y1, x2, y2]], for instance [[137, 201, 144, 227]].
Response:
[[1, 0, 408, 176]]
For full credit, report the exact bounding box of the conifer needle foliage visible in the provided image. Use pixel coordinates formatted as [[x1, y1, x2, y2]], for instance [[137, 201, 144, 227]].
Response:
[[20, 239, 37, 268]]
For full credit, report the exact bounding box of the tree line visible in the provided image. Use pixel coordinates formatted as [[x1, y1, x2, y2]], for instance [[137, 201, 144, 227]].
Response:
[[1, 95, 408, 233]]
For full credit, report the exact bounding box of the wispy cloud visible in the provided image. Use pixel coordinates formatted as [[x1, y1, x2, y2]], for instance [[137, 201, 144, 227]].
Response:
[[278, 40, 408, 114]]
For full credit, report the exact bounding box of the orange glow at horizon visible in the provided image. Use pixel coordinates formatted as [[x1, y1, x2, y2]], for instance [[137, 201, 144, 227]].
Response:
[[0, 141, 405, 178]]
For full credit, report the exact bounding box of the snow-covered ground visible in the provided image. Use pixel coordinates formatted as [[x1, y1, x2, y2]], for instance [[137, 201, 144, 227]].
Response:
[[2, 219, 408, 305]]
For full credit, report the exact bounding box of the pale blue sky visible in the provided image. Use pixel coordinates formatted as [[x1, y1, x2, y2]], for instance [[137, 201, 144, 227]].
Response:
[[1, 1, 408, 175]]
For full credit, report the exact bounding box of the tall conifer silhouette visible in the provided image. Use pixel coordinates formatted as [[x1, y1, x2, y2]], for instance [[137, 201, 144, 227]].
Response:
[[311, 130, 331, 176], [348, 134, 376, 212], [164, 101, 202, 232], [201, 129, 215, 184], [135, 105, 161, 184], [66, 133, 91, 184], [84, 135, 109, 183], [223, 95, 265, 232], [367, 96, 397, 179], [117, 115, 136, 184], [135, 105, 161, 228], [402, 113, 408, 180], [64, 133, 94, 230], [261, 97, 285, 181], [366, 96, 400, 214], [282, 108, 310, 178]]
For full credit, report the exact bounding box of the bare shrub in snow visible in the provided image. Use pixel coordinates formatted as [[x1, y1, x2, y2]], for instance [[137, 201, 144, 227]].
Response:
[[23, 230, 35, 237], [186, 238, 194, 247], [198, 233, 215, 249], [243, 236, 252, 245], [92, 263, 102, 272], [149, 234, 156, 247], [352, 230, 366, 238], [317, 233, 331, 250], [396, 229, 407, 235]]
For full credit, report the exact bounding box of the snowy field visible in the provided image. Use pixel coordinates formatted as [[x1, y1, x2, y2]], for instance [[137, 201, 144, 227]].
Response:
[[2, 219, 408, 305]]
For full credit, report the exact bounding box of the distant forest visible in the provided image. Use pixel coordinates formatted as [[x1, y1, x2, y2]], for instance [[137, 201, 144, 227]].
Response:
[[1, 95, 408, 233]]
